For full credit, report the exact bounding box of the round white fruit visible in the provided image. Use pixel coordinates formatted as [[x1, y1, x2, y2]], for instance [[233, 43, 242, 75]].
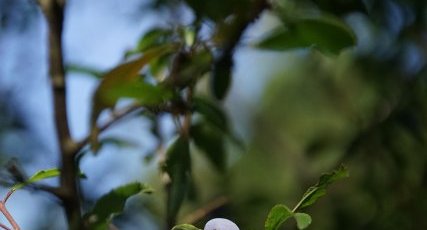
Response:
[[204, 218, 239, 230]]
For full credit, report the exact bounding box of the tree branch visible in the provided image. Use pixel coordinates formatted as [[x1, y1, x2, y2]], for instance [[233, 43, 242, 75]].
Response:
[[181, 196, 229, 225], [38, 0, 84, 229], [74, 104, 143, 153], [212, 0, 270, 96]]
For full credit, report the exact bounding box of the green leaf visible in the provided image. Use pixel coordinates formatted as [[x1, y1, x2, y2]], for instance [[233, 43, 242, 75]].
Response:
[[12, 168, 86, 190], [294, 213, 312, 229], [265, 204, 294, 230], [184, 0, 247, 21], [193, 97, 244, 150], [165, 47, 213, 88], [193, 97, 228, 133], [66, 64, 103, 78], [104, 80, 174, 106], [165, 136, 192, 222], [178, 26, 196, 47], [172, 224, 202, 230], [255, 14, 356, 54], [84, 182, 153, 229], [91, 44, 178, 126], [12, 168, 59, 190], [137, 28, 174, 52], [211, 54, 232, 100], [99, 137, 139, 148], [149, 54, 172, 79], [191, 122, 226, 172], [297, 165, 349, 210]]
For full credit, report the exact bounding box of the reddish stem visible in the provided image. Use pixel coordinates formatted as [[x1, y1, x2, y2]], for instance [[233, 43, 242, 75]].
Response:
[[2, 190, 14, 204], [0, 190, 20, 230], [0, 223, 11, 230]]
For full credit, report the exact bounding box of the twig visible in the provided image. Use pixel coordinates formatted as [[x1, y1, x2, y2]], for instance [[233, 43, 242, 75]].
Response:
[[181, 196, 229, 224], [74, 103, 143, 153], [2, 190, 14, 204], [74, 100, 189, 154], [0, 223, 11, 230], [0, 190, 19, 230]]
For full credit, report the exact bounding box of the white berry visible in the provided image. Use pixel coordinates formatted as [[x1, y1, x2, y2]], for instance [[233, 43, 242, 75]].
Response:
[[204, 218, 239, 230]]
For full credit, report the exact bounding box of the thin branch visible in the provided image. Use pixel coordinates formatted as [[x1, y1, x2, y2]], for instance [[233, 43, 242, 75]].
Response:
[[74, 104, 143, 153], [0, 223, 11, 230], [181, 196, 229, 224], [2, 190, 14, 204], [74, 99, 191, 155], [34, 184, 63, 198], [0, 191, 20, 230]]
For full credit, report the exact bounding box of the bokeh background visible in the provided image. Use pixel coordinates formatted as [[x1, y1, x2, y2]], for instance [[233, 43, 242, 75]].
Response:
[[1, 0, 427, 229]]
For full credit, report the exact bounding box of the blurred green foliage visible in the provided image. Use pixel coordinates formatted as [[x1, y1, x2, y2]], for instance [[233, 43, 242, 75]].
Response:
[[225, 0, 427, 228], [2, 0, 427, 229]]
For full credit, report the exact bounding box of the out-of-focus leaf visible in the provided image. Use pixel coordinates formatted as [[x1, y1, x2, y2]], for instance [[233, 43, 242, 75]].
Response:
[[297, 165, 349, 209], [265, 204, 293, 230], [137, 28, 174, 52], [165, 47, 213, 88], [312, 0, 367, 16], [191, 122, 226, 172], [165, 136, 192, 222], [172, 224, 201, 230], [99, 137, 139, 148], [91, 43, 178, 127], [193, 97, 244, 150], [104, 80, 174, 106], [193, 97, 228, 133], [184, 0, 247, 21], [66, 64, 103, 78], [12, 168, 86, 190], [178, 26, 196, 47], [5, 158, 27, 184], [255, 14, 356, 54], [149, 54, 172, 79], [211, 54, 232, 100], [294, 213, 312, 229], [84, 182, 153, 229]]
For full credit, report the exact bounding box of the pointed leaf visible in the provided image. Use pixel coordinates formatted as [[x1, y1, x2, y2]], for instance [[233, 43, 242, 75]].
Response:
[[294, 213, 312, 229], [165, 47, 213, 88], [255, 14, 356, 54], [191, 122, 226, 172], [184, 0, 246, 21], [12, 168, 59, 190], [265, 204, 294, 230], [12, 168, 86, 190], [193, 97, 244, 150], [99, 137, 139, 148], [84, 182, 153, 228], [91, 44, 178, 126], [137, 28, 173, 52], [66, 64, 103, 78], [172, 224, 202, 230], [165, 136, 192, 221], [297, 165, 349, 209], [193, 97, 228, 133], [104, 80, 174, 106], [212, 54, 232, 100]]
